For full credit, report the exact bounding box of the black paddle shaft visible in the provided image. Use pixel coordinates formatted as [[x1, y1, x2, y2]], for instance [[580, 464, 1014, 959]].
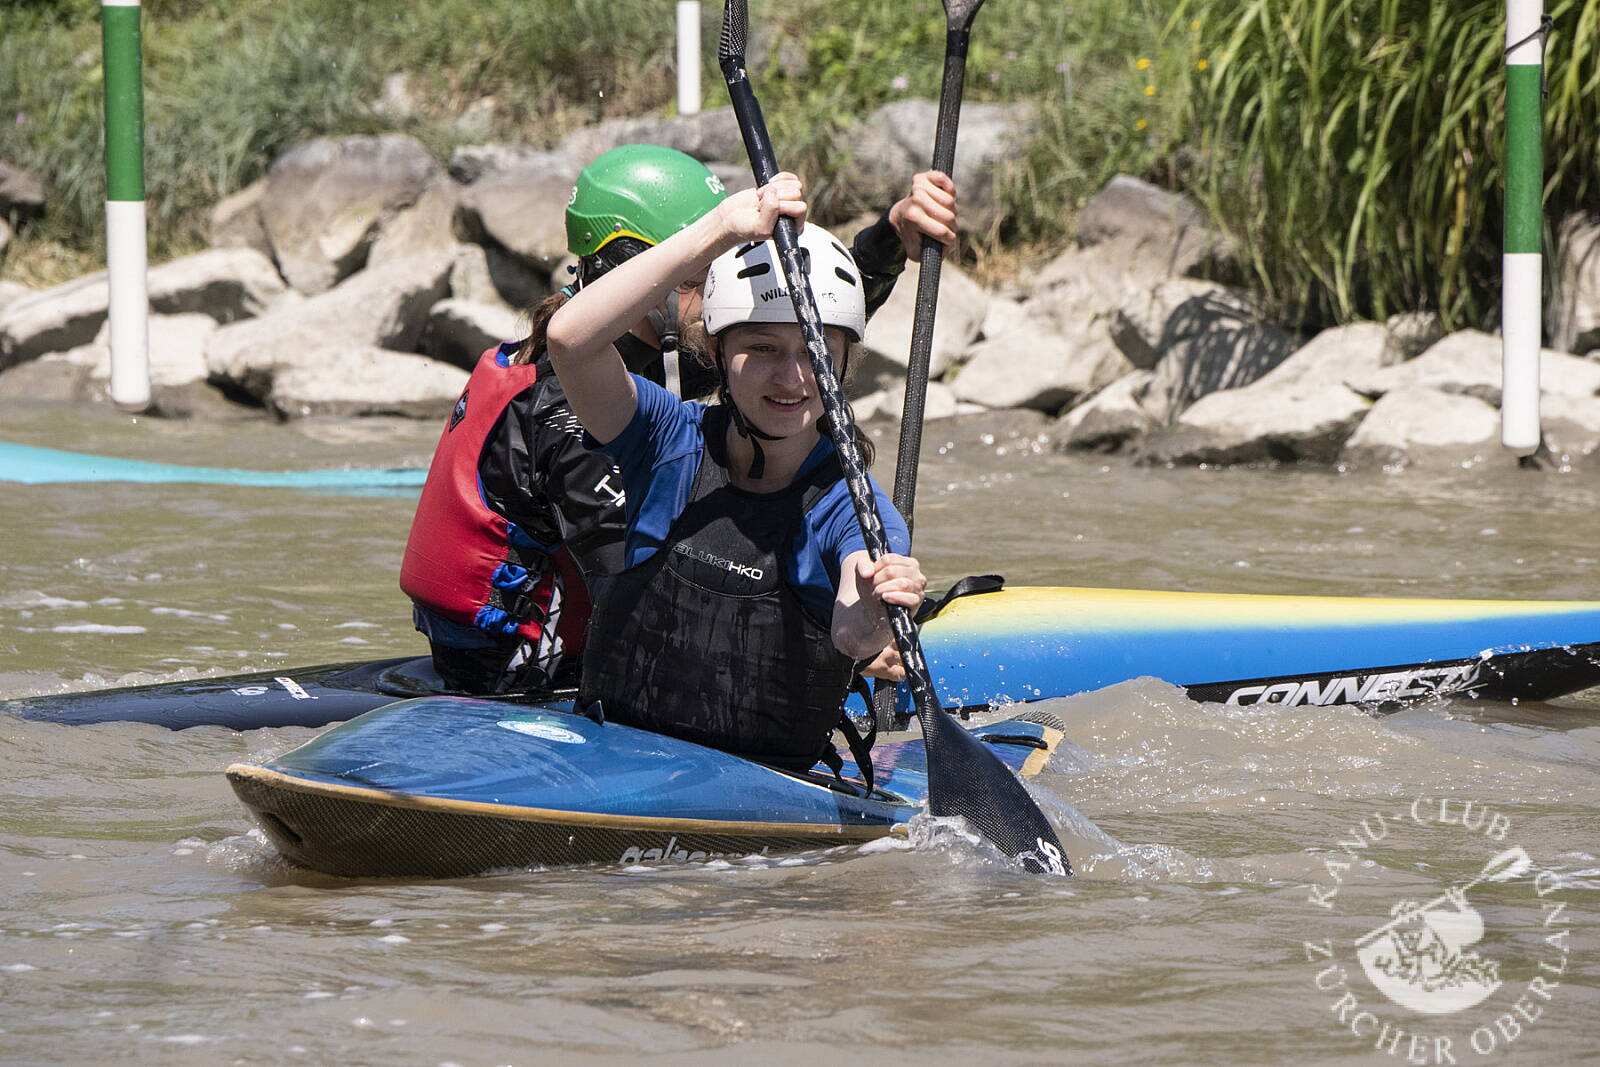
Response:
[[891, 0, 985, 532], [718, 0, 1069, 876]]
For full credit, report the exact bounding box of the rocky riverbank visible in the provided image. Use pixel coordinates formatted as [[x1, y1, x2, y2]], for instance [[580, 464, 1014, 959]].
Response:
[[3, 102, 1599, 472]]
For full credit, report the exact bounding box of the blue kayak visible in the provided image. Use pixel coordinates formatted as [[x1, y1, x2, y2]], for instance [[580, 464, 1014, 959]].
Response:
[[9, 584, 1600, 730], [226, 697, 1068, 876]]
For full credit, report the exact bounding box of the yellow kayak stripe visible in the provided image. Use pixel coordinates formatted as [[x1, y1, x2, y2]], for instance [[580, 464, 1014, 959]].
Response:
[[935, 586, 1600, 632]]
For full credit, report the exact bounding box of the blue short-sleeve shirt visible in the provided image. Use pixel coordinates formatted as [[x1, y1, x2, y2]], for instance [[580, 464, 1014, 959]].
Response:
[[593, 375, 910, 622]]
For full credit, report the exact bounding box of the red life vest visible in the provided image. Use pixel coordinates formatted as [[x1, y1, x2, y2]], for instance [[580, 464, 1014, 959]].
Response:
[[399, 345, 591, 654]]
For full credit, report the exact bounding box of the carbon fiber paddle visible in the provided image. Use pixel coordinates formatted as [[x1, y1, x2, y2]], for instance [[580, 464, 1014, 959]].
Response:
[[891, 0, 985, 534], [717, 0, 1069, 876]]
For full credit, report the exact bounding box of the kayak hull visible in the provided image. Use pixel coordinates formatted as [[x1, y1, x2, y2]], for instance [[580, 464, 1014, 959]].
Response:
[[10, 586, 1600, 729], [227, 697, 1064, 877]]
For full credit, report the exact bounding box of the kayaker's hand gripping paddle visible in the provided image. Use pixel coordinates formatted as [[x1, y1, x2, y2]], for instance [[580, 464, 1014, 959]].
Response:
[[717, 0, 1070, 876]]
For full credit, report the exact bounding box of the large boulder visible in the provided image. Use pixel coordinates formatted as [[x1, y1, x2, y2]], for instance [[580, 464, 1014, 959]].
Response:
[[147, 247, 291, 323], [1340, 387, 1500, 469], [860, 259, 988, 377], [1550, 211, 1600, 356], [1075, 175, 1228, 279], [0, 280, 29, 315], [0, 248, 290, 370], [455, 151, 580, 272], [1108, 278, 1225, 370], [1139, 323, 1387, 465], [205, 251, 453, 402], [367, 180, 466, 265], [260, 135, 441, 295], [0, 216, 10, 258], [447, 242, 546, 312], [1047, 370, 1157, 453], [208, 178, 272, 258], [1141, 290, 1296, 422], [556, 109, 747, 168], [87, 313, 217, 389], [950, 310, 1131, 413], [265, 345, 468, 420], [0, 162, 46, 219], [0, 274, 111, 370], [842, 99, 1032, 230], [1346, 329, 1600, 406], [422, 298, 523, 370]]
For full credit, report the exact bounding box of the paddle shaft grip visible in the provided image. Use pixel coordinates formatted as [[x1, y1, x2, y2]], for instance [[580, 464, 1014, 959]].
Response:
[[891, 24, 974, 533], [720, 54, 946, 723]]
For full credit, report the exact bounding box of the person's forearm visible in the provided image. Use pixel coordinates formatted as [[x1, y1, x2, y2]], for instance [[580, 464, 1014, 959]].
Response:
[[547, 214, 730, 369]]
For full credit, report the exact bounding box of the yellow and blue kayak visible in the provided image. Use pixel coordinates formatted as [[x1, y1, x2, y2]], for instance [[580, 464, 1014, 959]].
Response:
[[8, 584, 1600, 730], [226, 697, 1067, 877]]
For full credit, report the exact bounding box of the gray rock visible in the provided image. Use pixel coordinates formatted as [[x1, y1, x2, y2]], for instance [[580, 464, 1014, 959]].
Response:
[[0, 274, 111, 370], [368, 181, 466, 265], [1346, 329, 1600, 406], [1137, 323, 1387, 465], [205, 251, 454, 402], [0, 280, 29, 314], [448, 144, 558, 184], [1550, 211, 1600, 356], [456, 152, 581, 271], [0, 161, 46, 218], [870, 379, 961, 423], [1109, 278, 1228, 369], [261, 135, 441, 294], [1076, 175, 1226, 277], [209, 179, 272, 258], [1142, 291, 1296, 421], [843, 99, 1033, 230], [266, 345, 469, 420], [952, 311, 1132, 413], [557, 109, 748, 167], [0, 216, 10, 258], [861, 258, 987, 377], [1141, 382, 1371, 465], [1383, 310, 1442, 364], [422, 298, 523, 370], [0, 351, 93, 402], [1340, 387, 1501, 469], [1048, 370, 1157, 453], [86, 313, 217, 388], [0, 248, 290, 370], [147, 247, 291, 323]]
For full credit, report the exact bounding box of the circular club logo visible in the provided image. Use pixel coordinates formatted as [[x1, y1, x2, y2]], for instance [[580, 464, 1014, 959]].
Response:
[[496, 719, 587, 745], [1301, 798, 1573, 1060]]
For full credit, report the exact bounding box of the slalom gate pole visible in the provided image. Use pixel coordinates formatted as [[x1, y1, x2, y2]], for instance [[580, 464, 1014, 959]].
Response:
[[677, 2, 702, 116], [102, 0, 150, 411], [1501, 0, 1549, 456]]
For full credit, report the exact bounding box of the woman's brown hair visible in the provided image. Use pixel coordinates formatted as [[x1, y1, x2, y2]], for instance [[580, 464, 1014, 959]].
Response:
[[512, 290, 571, 366]]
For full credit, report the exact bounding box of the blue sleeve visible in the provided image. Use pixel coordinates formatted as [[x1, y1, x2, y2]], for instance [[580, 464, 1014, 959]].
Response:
[[788, 474, 911, 624], [591, 375, 706, 567]]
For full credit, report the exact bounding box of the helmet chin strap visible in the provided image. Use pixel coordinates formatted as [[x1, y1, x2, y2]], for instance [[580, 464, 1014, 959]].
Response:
[[646, 296, 682, 397], [712, 340, 783, 481]]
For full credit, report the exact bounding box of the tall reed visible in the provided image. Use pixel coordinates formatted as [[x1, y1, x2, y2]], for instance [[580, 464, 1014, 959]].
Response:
[[1163, 0, 1600, 332]]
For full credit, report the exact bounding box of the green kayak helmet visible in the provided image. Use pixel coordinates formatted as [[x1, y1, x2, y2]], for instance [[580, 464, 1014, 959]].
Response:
[[566, 145, 727, 265]]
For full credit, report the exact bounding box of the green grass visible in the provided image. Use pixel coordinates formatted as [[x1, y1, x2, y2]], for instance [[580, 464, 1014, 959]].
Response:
[[1160, 0, 1600, 331], [0, 0, 1163, 285]]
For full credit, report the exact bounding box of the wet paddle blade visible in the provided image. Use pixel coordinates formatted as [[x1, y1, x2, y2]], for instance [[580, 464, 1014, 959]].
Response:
[[921, 704, 1071, 875]]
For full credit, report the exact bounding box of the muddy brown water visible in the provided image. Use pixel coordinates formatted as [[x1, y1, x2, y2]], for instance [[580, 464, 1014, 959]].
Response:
[[1, 400, 1596, 1065]]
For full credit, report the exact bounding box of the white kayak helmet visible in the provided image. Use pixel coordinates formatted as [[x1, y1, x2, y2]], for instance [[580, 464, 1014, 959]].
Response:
[[701, 224, 867, 342]]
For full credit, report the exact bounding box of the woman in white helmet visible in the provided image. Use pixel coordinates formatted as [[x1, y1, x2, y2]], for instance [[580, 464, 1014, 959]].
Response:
[[545, 173, 926, 772]]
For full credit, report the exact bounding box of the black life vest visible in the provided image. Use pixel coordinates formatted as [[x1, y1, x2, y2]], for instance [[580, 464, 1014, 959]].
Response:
[[580, 407, 857, 770]]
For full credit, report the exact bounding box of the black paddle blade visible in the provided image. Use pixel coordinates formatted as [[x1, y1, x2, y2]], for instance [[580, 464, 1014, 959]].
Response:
[[718, 0, 748, 62], [920, 705, 1071, 876]]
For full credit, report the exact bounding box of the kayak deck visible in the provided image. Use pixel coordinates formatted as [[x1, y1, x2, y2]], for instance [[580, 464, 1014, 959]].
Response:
[[227, 698, 1066, 877]]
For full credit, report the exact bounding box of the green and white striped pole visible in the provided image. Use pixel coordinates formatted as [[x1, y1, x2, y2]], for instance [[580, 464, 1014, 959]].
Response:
[[102, 0, 150, 411], [1501, 0, 1546, 456]]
